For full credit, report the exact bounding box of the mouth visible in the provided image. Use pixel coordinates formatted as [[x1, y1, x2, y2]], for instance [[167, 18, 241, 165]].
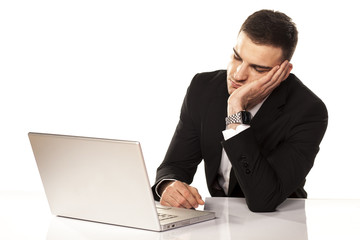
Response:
[[229, 79, 242, 89]]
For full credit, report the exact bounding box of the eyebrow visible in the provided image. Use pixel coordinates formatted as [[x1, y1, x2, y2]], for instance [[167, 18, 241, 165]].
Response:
[[232, 48, 272, 71]]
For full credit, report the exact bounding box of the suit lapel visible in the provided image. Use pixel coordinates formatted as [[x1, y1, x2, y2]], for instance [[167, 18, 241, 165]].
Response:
[[250, 79, 288, 145], [253, 80, 287, 124]]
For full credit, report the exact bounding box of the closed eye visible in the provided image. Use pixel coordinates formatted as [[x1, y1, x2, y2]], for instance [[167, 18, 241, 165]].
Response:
[[253, 67, 268, 73], [233, 48, 272, 73], [252, 65, 272, 73]]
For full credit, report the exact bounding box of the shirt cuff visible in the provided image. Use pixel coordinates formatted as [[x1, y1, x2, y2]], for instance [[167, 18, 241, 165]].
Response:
[[222, 124, 250, 140], [155, 179, 176, 198]]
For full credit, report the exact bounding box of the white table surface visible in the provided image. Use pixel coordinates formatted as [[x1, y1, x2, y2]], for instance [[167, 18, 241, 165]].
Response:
[[1, 191, 360, 240]]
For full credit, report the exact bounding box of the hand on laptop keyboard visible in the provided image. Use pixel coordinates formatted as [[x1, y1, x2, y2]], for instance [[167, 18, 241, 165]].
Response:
[[159, 181, 204, 209]]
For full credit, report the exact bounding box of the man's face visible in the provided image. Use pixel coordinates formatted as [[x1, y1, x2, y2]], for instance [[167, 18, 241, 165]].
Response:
[[227, 32, 284, 95]]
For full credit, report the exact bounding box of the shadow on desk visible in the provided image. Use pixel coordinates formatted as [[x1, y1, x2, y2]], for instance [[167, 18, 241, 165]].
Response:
[[46, 197, 308, 240]]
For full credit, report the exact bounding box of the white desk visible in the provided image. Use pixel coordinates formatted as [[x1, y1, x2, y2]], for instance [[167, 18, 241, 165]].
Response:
[[1, 191, 360, 240]]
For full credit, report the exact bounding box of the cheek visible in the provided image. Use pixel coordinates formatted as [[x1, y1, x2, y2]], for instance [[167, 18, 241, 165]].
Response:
[[227, 60, 239, 77], [227, 61, 234, 73]]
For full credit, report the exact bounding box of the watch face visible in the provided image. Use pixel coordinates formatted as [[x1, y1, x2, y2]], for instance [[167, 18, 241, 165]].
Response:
[[241, 111, 252, 124]]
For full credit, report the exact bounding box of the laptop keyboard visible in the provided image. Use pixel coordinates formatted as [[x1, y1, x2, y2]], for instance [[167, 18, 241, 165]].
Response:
[[158, 213, 178, 221]]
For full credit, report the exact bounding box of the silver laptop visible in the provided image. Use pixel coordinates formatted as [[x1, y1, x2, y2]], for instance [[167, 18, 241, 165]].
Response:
[[28, 132, 215, 231]]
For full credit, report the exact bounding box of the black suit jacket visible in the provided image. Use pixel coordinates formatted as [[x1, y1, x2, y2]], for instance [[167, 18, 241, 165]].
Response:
[[152, 70, 328, 212]]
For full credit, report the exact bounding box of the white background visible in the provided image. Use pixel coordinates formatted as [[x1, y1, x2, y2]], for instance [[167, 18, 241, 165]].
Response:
[[1, 0, 359, 199]]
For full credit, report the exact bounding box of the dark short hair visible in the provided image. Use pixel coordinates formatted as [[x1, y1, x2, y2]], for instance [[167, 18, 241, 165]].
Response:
[[240, 10, 298, 61]]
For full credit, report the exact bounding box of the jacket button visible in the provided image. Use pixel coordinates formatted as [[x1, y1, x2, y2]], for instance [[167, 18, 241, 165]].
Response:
[[243, 162, 249, 168], [245, 169, 251, 174]]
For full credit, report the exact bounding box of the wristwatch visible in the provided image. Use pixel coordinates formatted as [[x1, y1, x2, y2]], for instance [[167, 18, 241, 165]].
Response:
[[225, 110, 252, 125]]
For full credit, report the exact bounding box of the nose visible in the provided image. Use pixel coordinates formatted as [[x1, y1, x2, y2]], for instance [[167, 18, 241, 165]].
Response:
[[233, 63, 248, 82]]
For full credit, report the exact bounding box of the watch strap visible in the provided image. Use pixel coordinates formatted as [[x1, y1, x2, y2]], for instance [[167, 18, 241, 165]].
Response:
[[225, 110, 252, 125]]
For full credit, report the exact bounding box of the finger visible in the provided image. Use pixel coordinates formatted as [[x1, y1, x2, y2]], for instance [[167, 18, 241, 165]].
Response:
[[275, 60, 290, 80], [164, 181, 199, 208], [161, 191, 192, 208], [161, 186, 192, 208], [159, 197, 172, 207], [257, 64, 280, 86], [264, 60, 289, 90], [283, 63, 293, 80], [249, 65, 280, 101], [176, 182, 200, 208], [276, 60, 290, 82], [188, 186, 205, 205]]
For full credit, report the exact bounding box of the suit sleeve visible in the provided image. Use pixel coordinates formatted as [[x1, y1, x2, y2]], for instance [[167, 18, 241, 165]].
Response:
[[222, 99, 328, 212], [152, 74, 203, 201]]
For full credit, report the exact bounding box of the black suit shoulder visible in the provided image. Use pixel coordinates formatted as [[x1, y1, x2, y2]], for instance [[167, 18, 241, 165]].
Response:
[[187, 70, 228, 97], [282, 74, 328, 120], [181, 70, 228, 124]]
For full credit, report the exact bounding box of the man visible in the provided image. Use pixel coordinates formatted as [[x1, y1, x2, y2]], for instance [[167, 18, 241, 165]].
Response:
[[152, 9, 328, 212]]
